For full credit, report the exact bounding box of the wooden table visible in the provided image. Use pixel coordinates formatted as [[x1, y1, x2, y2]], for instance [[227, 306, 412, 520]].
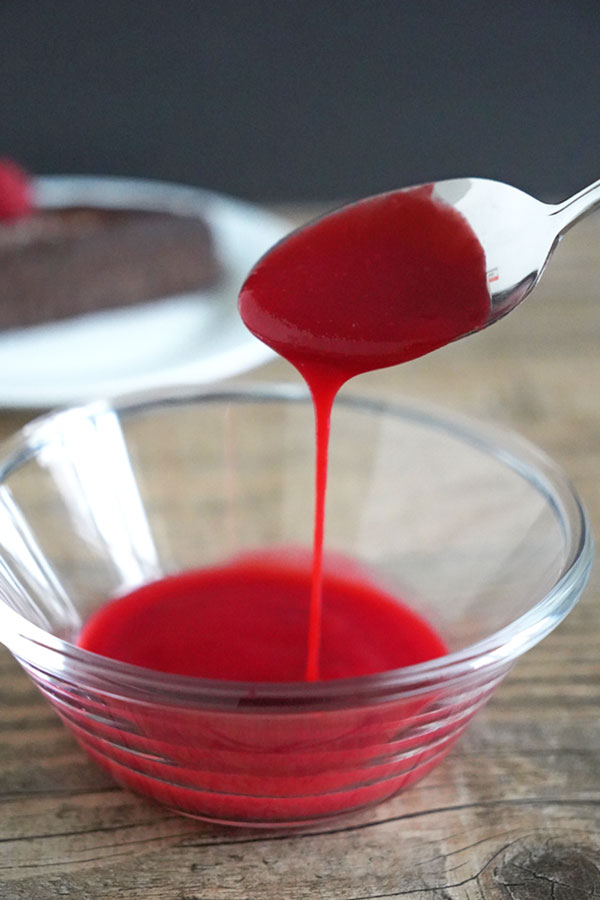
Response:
[[1, 209, 599, 899]]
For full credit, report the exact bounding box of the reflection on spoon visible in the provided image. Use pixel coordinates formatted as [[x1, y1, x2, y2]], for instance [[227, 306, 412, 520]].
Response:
[[432, 176, 600, 326]]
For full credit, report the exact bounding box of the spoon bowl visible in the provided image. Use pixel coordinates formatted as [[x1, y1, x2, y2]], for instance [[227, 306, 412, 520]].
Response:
[[239, 177, 600, 376]]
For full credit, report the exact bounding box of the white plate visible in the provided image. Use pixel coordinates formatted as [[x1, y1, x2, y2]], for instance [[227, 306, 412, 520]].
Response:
[[0, 176, 292, 408]]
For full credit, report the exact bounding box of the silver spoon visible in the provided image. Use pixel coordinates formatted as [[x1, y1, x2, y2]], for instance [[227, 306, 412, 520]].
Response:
[[432, 177, 600, 325]]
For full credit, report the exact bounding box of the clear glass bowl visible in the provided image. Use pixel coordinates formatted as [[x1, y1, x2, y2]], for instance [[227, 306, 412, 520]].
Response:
[[0, 384, 592, 827]]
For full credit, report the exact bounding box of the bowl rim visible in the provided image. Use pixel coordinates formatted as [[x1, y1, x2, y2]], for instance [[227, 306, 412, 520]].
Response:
[[0, 382, 593, 704]]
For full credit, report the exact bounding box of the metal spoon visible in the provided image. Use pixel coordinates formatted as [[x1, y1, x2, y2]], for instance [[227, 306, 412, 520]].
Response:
[[432, 177, 600, 325]]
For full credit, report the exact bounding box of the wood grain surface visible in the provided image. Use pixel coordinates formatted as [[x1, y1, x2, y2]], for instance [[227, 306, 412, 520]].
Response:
[[0, 208, 598, 899]]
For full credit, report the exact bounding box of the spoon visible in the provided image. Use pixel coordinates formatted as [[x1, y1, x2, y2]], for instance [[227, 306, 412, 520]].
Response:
[[240, 177, 600, 373], [432, 177, 600, 326]]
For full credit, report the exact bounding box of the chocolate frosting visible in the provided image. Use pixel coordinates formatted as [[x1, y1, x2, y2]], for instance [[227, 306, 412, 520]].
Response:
[[0, 207, 221, 330]]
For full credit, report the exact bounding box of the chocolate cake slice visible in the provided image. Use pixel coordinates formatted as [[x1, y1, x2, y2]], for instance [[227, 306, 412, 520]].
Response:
[[0, 205, 222, 331]]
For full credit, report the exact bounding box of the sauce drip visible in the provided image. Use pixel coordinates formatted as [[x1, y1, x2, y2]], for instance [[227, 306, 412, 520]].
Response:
[[239, 186, 489, 678]]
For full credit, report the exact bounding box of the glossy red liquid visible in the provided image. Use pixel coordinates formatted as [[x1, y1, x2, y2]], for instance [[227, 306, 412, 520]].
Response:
[[239, 186, 489, 678], [76, 558, 450, 824], [74, 188, 485, 822], [78, 551, 447, 682]]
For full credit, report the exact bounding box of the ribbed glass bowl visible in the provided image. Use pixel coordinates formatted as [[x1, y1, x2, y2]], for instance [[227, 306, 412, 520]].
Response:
[[0, 384, 592, 827]]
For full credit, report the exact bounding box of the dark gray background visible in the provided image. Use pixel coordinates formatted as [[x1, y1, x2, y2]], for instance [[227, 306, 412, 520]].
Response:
[[1, 1, 598, 203]]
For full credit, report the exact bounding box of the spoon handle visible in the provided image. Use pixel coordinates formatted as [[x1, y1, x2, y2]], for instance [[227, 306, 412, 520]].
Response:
[[549, 179, 600, 235]]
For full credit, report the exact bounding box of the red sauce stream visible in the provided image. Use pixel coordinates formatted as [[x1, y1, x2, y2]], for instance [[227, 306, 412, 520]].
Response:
[[239, 186, 489, 679]]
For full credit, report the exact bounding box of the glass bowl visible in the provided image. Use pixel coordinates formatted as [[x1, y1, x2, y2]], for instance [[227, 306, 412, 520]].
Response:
[[0, 384, 592, 827]]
